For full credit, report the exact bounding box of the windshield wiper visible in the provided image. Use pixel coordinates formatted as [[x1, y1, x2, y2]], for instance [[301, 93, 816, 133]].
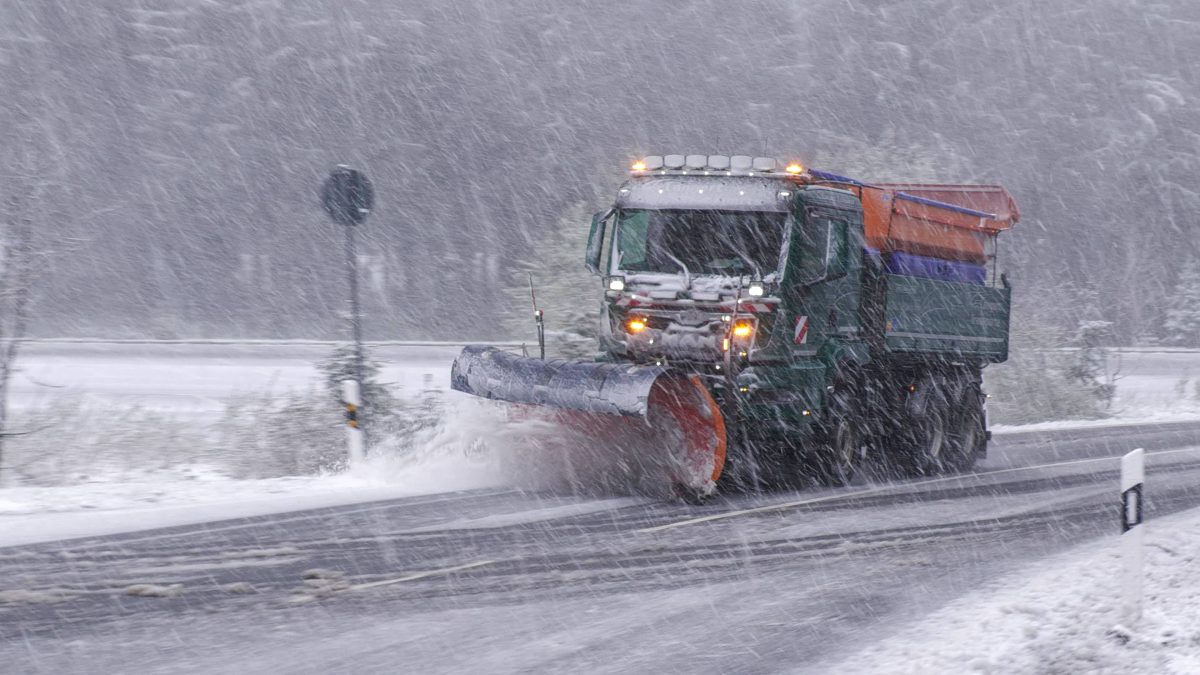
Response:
[[662, 251, 692, 291], [735, 251, 763, 282]]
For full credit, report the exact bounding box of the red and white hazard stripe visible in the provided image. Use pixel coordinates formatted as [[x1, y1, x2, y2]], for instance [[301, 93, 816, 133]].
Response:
[[794, 315, 809, 344]]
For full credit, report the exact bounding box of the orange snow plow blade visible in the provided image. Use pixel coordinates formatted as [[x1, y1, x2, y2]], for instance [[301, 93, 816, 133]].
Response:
[[451, 346, 726, 498]]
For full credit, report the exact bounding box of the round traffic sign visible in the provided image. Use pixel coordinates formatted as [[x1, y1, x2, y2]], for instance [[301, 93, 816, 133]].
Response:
[[322, 165, 374, 226]]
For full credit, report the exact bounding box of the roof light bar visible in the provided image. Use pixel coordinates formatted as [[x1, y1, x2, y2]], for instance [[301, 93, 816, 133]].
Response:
[[627, 154, 813, 177]]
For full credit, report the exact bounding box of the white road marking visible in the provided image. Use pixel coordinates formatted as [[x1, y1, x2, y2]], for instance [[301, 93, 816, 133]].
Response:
[[636, 446, 1200, 534], [349, 560, 495, 591]]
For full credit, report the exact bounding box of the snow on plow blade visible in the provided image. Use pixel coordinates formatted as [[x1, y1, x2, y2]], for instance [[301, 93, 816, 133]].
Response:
[[451, 345, 727, 498]]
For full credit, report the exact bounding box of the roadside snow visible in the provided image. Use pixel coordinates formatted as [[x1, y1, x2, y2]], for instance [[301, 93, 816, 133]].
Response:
[[821, 506, 1200, 675], [991, 408, 1200, 434], [0, 451, 502, 548]]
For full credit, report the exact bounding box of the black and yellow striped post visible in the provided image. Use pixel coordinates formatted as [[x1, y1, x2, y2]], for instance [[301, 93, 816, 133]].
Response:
[[341, 379, 365, 463]]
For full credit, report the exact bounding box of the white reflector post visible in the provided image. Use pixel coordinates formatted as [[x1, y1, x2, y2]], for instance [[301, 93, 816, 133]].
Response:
[[342, 379, 366, 465], [1120, 447, 1145, 626]]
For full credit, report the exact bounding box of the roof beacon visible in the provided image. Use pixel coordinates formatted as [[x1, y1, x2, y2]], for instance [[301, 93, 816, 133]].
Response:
[[707, 155, 731, 170], [752, 157, 777, 172]]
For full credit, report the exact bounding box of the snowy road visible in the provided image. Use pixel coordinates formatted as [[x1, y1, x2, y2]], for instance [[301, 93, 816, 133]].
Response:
[[5, 422, 1200, 673]]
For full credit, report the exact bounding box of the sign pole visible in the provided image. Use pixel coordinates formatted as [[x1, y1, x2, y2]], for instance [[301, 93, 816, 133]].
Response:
[[344, 213, 365, 402], [1120, 447, 1145, 626], [321, 165, 375, 464]]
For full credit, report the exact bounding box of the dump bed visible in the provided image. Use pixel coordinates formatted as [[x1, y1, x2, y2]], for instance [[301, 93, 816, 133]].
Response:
[[817, 181, 1018, 361], [883, 274, 1011, 361], [859, 184, 1019, 263]]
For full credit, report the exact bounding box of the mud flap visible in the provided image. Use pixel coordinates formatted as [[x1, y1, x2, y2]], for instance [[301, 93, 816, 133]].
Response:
[[451, 346, 726, 496]]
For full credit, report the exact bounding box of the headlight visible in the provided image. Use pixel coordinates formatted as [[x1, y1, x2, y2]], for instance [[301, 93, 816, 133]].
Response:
[[606, 275, 626, 291], [747, 281, 764, 297]]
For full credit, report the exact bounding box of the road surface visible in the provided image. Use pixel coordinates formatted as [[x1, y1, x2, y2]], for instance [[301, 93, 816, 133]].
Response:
[[4, 421, 1200, 673]]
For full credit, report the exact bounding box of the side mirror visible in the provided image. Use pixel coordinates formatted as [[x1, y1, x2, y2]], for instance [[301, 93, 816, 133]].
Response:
[[585, 208, 614, 275]]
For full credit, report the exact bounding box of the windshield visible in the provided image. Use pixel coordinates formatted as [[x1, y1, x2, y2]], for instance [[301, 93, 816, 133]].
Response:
[[614, 209, 788, 276]]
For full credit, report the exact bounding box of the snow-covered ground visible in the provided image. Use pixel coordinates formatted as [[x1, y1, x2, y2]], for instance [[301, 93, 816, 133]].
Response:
[[1104, 349, 1200, 420], [2, 342, 1199, 548], [5, 343, 1200, 672], [823, 505, 1200, 674], [0, 446, 503, 548], [8, 341, 475, 418]]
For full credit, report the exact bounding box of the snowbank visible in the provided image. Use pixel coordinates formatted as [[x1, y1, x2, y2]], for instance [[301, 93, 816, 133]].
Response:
[[991, 409, 1200, 434], [0, 450, 502, 548], [825, 507, 1200, 674]]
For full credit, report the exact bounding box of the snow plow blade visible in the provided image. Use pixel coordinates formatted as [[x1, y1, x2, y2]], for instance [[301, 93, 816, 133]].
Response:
[[451, 345, 727, 498]]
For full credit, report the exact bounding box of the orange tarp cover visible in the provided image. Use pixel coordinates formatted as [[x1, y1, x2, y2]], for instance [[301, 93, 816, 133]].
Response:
[[858, 184, 1019, 263]]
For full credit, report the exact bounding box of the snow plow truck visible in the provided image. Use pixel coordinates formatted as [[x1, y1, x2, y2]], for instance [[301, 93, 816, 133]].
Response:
[[452, 154, 1017, 501]]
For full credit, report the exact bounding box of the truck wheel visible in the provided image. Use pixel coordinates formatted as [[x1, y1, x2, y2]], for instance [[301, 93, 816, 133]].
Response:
[[907, 401, 950, 476], [821, 410, 868, 487], [943, 398, 984, 473]]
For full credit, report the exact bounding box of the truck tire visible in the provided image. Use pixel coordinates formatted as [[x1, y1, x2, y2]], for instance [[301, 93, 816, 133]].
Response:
[[823, 415, 868, 486], [906, 402, 949, 476], [820, 383, 869, 487], [907, 388, 982, 475], [898, 370, 957, 477], [943, 395, 984, 473]]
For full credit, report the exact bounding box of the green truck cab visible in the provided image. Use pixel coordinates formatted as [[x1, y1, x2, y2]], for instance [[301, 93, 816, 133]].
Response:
[[584, 156, 1015, 486]]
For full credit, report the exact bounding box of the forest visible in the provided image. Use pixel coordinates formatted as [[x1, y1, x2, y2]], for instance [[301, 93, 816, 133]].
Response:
[[3, 0, 1200, 345]]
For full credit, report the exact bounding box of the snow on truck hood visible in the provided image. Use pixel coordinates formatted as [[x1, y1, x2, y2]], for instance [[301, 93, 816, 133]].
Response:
[[624, 271, 779, 294]]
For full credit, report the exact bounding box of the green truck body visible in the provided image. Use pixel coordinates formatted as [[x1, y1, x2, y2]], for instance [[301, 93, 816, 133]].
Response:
[[588, 162, 1014, 485]]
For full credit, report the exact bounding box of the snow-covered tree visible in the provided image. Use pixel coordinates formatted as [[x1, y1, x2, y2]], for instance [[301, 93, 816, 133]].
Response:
[[1163, 257, 1200, 346], [1066, 319, 1119, 409], [0, 196, 35, 479], [503, 201, 605, 359]]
